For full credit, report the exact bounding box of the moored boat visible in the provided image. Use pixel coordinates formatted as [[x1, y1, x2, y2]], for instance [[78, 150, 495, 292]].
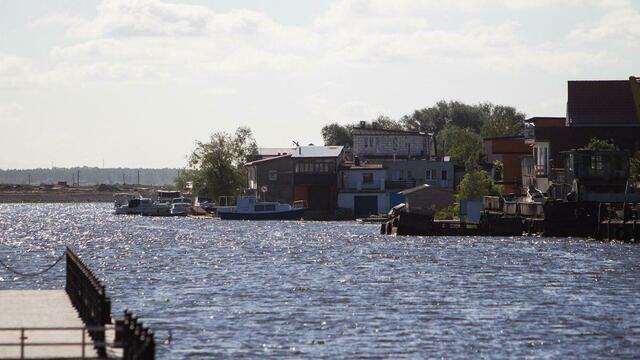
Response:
[[217, 196, 305, 220]]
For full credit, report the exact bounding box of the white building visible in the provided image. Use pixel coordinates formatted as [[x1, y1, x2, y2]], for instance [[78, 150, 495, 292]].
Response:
[[337, 163, 389, 218], [352, 127, 434, 160]]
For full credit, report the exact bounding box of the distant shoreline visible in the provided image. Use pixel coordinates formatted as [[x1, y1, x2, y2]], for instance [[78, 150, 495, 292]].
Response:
[[0, 185, 169, 204], [0, 192, 115, 203]]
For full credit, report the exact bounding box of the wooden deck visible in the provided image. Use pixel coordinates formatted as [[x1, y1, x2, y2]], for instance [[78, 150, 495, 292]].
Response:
[[0, 290, 98, 359]]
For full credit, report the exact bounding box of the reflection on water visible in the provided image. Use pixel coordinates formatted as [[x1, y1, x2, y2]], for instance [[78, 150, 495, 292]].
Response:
[[1, 203, 640, 358]]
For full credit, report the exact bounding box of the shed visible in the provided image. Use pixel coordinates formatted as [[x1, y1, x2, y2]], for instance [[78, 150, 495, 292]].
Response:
[[399, 184, 454, 216]]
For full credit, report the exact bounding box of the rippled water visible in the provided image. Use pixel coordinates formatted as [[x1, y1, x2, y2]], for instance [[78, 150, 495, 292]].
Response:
[[1, 203, 640, 358]]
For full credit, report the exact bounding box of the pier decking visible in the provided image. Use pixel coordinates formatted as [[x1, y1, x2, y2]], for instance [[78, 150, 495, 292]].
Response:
[[0, 290, 97, 359], [0, 247, 155, 360]]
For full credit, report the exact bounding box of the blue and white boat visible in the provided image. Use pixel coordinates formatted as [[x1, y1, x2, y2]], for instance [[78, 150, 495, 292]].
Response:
[[217, 196, 305, 220]]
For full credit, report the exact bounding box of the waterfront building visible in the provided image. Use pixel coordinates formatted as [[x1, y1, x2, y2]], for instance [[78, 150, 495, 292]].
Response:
[[246, 146, 345, 215], [246, 154, 294, 204], [352, 127, 434, 160], [483, 136, 531, 194], [292, 146, 345, 214], [522, 77, 640, 193], [337, 162, 388, 218]]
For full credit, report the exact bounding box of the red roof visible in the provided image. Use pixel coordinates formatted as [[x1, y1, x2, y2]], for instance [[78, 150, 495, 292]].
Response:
[[567, 80, 639, 126]]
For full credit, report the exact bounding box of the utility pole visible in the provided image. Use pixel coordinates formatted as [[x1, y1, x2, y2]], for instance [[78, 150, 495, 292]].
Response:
[[122, 173, 126, 185], [137, 169, 140, 185], [77, 169, 80, 187], [28, 174, 31, 185]]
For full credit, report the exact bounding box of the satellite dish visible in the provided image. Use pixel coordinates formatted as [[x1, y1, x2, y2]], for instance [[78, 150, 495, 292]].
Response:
[[260, 185, 268, 193]]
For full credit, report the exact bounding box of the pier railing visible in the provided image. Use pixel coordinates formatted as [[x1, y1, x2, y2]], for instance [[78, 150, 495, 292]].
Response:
[[0, 325, 113, 360], [65, 247, 111, 357], [115, 310, 155, 360]]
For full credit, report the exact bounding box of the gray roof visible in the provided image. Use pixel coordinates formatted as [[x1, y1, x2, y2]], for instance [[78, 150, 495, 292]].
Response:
[[257, 147, 296, 156], [291, 146, 344, 158]]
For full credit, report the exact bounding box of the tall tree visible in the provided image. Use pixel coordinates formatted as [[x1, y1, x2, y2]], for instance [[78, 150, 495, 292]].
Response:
[[176, 127, 258, 199], [370, 115, 404, 130], [480, 104, 526, 138], [438, 123, 483, 169], [321, 123, 353, 146]]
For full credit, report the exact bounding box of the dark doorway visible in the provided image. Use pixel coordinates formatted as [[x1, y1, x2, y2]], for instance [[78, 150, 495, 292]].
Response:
[[354, 195, 378, 218]]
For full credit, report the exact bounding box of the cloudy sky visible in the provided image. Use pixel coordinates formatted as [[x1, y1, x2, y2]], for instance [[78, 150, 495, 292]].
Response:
[[1, 0, 639, 169]]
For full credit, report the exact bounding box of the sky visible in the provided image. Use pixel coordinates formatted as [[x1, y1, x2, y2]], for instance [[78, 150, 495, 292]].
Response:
[[1, 0, 639, 169]]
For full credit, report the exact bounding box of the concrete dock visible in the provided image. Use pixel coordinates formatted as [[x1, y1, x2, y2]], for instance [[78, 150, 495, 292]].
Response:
[[0, 290, 98, 359]]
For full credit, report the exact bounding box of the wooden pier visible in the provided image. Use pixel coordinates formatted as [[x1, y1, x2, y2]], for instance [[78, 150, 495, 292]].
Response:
[[0, 247, 155, 359], [0, 290, 98, 359]]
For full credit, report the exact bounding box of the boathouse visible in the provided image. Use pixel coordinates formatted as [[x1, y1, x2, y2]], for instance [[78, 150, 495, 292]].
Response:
[[337, 162, 388, 218], [292, 146, 345, 214], [245, 154, 294, 205]]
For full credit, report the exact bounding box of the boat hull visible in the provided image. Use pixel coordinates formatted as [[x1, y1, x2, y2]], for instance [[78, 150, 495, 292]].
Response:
[[218, 209, 305, 220]]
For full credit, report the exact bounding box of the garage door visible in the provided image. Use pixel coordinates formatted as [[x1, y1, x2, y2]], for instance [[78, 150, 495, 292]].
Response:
[[354, 196, 378, 218]]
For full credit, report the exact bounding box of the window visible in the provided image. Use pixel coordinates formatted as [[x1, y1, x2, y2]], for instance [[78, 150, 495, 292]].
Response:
[[364, 136, 368, 148], [425, 169, 432, 180], [268, 169, 277, 181], [362, 173, 374, 184], [441, 170, 447, 180], [369, 137, 374, 147], [407, 171, 413, 179]]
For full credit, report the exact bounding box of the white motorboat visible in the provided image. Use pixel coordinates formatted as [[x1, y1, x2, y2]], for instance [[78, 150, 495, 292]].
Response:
[[217, 196, 305, 220], [170, 198, 192, 216], [115, 197, 160, 215]]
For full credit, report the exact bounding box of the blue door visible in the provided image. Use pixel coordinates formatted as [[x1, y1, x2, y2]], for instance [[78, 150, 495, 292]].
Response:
[[354, 196, 378, 218]]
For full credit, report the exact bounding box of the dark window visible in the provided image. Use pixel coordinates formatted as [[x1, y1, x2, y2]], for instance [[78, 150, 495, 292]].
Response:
[[441, 170, 447, 180], [363, 173, 374, 184]]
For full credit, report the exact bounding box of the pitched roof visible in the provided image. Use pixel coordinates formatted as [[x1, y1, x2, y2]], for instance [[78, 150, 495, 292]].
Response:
[[291, 146, 344, 158], [245, 154, 291, 166], [567, 80, 640, 126]]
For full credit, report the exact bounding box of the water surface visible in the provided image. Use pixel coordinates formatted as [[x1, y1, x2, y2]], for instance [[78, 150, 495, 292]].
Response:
[[1, 203, 639, 358]]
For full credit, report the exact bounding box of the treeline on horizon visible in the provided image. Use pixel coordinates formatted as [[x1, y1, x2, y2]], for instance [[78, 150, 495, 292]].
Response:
[[0, 167, 181, 186], [321, 100, 526, 169]]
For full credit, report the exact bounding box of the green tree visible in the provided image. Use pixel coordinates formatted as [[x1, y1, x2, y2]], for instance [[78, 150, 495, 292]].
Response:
[[178, 127, 258, 199], [438, 124, 483, 169], [583, 137, 618, 151], [370, 115, 404, 130], [321, 123, 353, 146], [480, 104, 526, 138], [456, 170, 503, 202]]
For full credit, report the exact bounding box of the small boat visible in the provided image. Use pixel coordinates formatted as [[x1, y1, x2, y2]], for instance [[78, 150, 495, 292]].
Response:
[[170, 198, 192, 216], [217, 196, 305, 220], [140, 202, 171, 217], [194, 197, 215, 213], [116, 197, 160, 215]]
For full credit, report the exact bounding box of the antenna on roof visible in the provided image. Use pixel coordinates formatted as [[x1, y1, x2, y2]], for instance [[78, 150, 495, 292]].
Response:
[[292, 140, 300, 147]]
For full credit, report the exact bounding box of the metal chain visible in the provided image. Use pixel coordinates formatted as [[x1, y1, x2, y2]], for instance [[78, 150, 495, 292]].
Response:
[[0, 251, 65, 277]]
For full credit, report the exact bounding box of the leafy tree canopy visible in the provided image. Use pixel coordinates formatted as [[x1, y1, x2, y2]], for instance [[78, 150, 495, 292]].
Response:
[[438, 124, 483, 170], [456, 170, 503, 202], [176, 127, 258, 200], [321, 115, 403, 146]]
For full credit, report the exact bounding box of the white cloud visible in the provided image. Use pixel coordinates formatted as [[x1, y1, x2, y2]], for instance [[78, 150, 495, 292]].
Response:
[[14, 0, 633, 88], [568, 6, 640, 46]]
